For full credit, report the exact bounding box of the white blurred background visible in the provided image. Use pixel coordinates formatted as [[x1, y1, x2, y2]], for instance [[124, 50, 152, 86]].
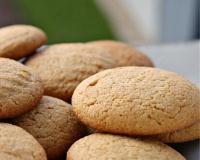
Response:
[[97, 0, 199, 44]]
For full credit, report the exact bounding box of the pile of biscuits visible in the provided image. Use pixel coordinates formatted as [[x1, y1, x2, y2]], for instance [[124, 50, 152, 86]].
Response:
[[0, 25, 199, 160]]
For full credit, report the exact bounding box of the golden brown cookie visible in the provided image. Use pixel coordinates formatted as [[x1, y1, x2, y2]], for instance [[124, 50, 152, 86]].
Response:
[[0, 123, 47, 160], [67, 133, 185, 160], [29, 43, 113, 59], [153, 121, 200, 143], [0, 58, 44, 119], [13, 96, 87, 160], [25, 44, 116, 101], [0, 25, 46, 60], [87, 40, 154, 67], [72, 67, 200, 136]]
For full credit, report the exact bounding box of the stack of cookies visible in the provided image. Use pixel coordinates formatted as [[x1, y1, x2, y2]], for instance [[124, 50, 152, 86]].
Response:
[[0, 24, 199, 160]]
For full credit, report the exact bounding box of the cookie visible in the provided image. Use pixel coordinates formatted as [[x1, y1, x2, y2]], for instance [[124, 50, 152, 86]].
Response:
[[13, 96, 87, 160], [0, 58, 44, 119], [25, 44, 116, 101], [0, 25, 46, 60], [25, 43, 115, 59], [0, 123, 47, 160], [67, 133, 185, 160], [153, 121, 200, 143], [87, 40, 154, 67], [72, 67, 200, 135]]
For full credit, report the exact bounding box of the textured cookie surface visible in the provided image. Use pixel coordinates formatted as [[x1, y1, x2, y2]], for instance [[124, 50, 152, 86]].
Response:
[[29, 43, 113, 59], [72, 67, 200, 135], [0, 58, 44, 119], [0, 123, 47, 160], [88, 40, 154, 67], [0, 25, 46, 60], [67, 133, 185, 160], [13, 96, 87, 160], [25, 44, 115, 101], [154, 121, 200, 143]]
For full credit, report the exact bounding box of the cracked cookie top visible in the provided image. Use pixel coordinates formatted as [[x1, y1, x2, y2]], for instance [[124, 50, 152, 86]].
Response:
[[0, 123, 47, 160], [0, 58, 44, 119], [0, 25, 46, 60], [87, 40, 154, 67], [25, 44, 116, 101], [67, 133, 185, 160], [72, 67, 199, 135], [13, 96, 87, 160]]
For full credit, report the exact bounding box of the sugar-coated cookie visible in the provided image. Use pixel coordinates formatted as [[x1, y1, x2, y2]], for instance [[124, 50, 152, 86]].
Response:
[[0, 58, 44, 119], [0, 25, 46, 60], [13, 96, 87, 160], [72, 67, 199, 135], [154, 121, 200, 143], [67, 133, 185, 160], [0, 123, 47, 160], [88, 40, 154, 67], [25, 44, 116, 101]]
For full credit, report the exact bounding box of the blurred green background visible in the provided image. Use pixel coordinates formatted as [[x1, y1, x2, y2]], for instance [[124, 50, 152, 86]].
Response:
[[16, 0, 115, 44]]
